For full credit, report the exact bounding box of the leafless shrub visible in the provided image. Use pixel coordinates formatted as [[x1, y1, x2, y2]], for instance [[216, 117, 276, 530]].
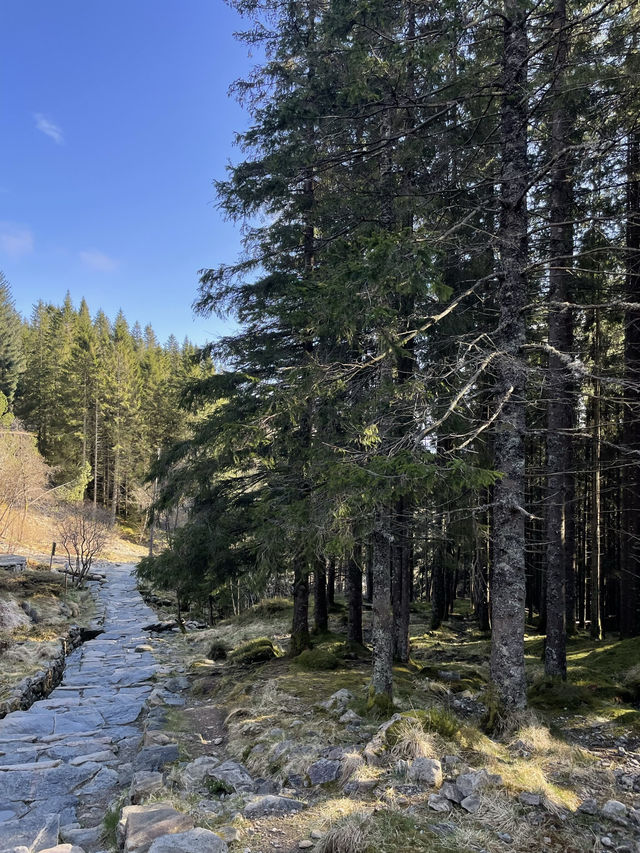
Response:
[[58, 502, 112, 586]]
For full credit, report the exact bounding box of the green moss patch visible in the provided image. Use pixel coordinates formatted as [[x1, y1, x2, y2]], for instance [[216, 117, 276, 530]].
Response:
[[229, 636, 283, 665]]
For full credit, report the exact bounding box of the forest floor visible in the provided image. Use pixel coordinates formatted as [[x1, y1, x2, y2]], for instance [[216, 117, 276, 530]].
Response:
[[128, 593, 640, 853]]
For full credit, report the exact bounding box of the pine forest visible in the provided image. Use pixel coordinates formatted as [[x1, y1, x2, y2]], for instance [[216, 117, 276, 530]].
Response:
[[3, 2, 640, 850]]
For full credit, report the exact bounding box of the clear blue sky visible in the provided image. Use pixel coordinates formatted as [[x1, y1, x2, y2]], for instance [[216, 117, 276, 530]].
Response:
[[1, 1, 254, 345]]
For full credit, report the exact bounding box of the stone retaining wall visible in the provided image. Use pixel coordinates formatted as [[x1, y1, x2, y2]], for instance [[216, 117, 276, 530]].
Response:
[[0, 625, 83, 718]]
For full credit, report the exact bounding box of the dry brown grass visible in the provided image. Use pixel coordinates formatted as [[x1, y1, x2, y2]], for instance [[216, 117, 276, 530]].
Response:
[[389, 715, 437, 761], [316, 810, 374, 853]]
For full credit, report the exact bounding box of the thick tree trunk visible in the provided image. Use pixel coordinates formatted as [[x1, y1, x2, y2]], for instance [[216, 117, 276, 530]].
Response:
[[347, 549, 363, 647], [370, 509, 393, 713], [314, 557, 328, 633], [591, 314, 603, 641], [544, 0, 572, 678], [290, 558, 311, 657], [489, 0, 529, 712], [622, 129, 640, 637]]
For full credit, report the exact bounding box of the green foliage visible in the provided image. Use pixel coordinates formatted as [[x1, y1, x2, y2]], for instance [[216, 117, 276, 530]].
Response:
[[0, 273, 25, 404]]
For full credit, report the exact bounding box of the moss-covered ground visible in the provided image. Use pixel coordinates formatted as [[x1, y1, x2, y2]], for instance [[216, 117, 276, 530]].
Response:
[[144, 594, 640, 852]]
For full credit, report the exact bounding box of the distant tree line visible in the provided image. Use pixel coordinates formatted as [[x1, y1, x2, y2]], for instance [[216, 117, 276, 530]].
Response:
[[0, 277, 206, 525]]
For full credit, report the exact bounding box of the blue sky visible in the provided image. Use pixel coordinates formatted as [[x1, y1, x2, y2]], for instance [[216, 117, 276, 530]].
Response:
[[1, 1, 255, 345]]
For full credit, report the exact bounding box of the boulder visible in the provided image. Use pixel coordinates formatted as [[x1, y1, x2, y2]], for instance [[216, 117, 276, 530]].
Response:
[[118, 803, 194, 853], [455, 769, 500, 799], [133, 745, 179, 773], [440, 781, 464, 804], [181, 757, 221, 790], [427, 794, 452, 812], [317, 690, 353, 713], [243, 795, 306, 818], [130, 771, 164, 803], [407, 758, 442, 788], [307, 759, 341, 786], [461, 795, 481, 813], [602, 799, 628, 819], [147, 828, 228, 853], [208, 760, 253, 792]]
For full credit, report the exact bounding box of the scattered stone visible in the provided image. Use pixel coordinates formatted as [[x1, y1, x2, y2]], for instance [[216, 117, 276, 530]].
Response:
[[317, 689, 354, 713], [213, 737, 224, 746], [243, 795, 306, 818], [428, 794, 452, 813], [60, 825, 103, 847], [118, 803, 194, 853], [461, 795, 481, 813], [217, 825, 240, 843], [601, 838, 614, 849], [603, 800, 628, 819], [133, 744, 179, 773], [38, 846, 86, 853], [518, 791, 541, 807], [497, 833, 512, 843], [339, 710, 362, 724], [208, 760, 253, 792], [130, 771, 164, 803], [456, 769, 500, 799], [578, 798, 598, 815], [408, 758, 442, 788], [440, 781, 464, 804], [310, 830, 323, 839], [147, 827, 228, 853], [299, 842, 314, 850], [307, 759, 341, 786]]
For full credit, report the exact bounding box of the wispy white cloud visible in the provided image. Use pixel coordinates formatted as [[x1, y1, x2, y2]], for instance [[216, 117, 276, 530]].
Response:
[[34, 113, 64, 145], [79, 249, 118, 272], [0, 223, 34, 259]]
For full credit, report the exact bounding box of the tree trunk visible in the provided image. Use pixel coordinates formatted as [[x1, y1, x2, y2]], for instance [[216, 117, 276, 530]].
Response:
[[370, 509, 393, 713], [591, 310, 603, 640], [290, 557, 311, 657], [314, 557, 328, 633], [327, 558, 336, 608], [544, 0, 572, 678], [622, 128, 640, 637], [347, 549, 363, 647], [489, 0, 529, 712]]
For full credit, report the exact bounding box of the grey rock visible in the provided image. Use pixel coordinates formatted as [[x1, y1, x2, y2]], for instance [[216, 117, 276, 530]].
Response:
[[134, 745, 179, 772], [130, 771, 164, 804], [408, 758, 442, 788], [118, 803, 194, 853], [461, 794, 481, 813], [518, 791, 541, 807], [307, 759, 341, 786], [59, 825, 102, 847], [440, 782, 464, 803], [0, 812, 60, 852], [208, 760, 253, 792], [603, 800, 628, 819], [181, 756, 221, 790], [148, 828, 228, 853], [578, 798, 598, 815], [455, 769, 499, 799], [76, 766, 119, 795], [244, 795, 306, 818], [427, 794, 452, 813]]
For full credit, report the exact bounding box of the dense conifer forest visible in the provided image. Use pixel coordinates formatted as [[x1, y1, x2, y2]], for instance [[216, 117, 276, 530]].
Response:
[[3, 0, 640, 727]]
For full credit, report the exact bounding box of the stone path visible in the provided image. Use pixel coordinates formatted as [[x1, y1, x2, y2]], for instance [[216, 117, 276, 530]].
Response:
[[0, 563, 160, 852]]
